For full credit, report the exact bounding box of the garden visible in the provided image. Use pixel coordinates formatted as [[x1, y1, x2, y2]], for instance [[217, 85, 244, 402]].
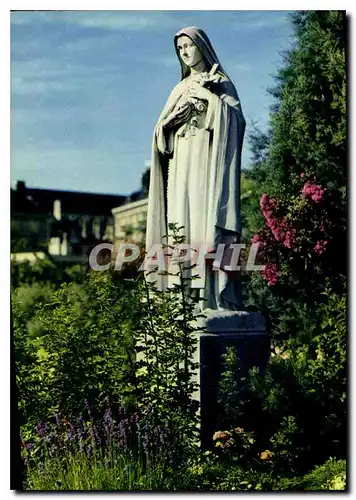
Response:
[[11, 11, 347, 491]]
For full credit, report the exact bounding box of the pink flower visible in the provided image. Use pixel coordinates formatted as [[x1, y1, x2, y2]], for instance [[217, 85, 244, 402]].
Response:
[[301, 181, 324, 203], [259, 195, 298, 250], [263, 263, 280, 286], [260, 193, 269, 206], [283, 228, 296, 249], [265, 216, 282, 242], [260, 194, 277, 215], [314, 240, 328, 255], [251, 233, 269, 250], [300, 172, 305, 178]]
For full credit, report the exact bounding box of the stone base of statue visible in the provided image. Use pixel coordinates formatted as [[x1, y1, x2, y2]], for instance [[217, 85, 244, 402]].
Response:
[[193, 308, 270, 448]]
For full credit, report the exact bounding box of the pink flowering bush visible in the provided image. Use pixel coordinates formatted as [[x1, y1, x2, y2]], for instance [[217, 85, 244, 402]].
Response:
[[263, 264, 280, 286], [301, 181, 325, 203], [314, 240, 328, 255], [250, 175, 332, 288]]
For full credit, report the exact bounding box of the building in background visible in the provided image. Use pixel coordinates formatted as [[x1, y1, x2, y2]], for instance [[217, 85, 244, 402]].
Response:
[[112, 198, 148, 245], [11, 163, 151, 263], [11, 180, 126, 262], [112, 166, 150, 246]]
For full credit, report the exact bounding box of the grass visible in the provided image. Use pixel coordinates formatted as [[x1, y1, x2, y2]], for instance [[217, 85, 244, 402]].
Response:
[[25, 448, 171, 491]]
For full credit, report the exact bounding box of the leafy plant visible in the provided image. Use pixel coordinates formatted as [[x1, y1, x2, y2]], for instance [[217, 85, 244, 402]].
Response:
[[134, 222, 201, 464]]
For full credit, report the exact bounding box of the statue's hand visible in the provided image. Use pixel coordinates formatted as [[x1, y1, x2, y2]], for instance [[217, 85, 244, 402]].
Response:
[[162, 102, 193, 131], [188, 81, 212, 101]]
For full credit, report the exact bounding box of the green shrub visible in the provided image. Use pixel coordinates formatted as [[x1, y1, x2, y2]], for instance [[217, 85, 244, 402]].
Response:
[[16, 223, 203, 486], [215, 285, 346, 476], [277, 458, 347, 491], [244, 10, 346, 350], [15, 270, 142, 435], [11, 257, 87, 289]]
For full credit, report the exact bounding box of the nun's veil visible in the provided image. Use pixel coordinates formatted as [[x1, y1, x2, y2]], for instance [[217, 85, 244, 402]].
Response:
[[174, 26, 230, 81]]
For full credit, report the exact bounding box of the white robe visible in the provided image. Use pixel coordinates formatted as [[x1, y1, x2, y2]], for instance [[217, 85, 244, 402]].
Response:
[[145, 73, 245, 310]]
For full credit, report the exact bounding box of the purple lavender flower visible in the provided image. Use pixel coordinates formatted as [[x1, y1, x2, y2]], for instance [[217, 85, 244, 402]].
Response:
[[36, 421, 45, 437], [118, 419, 129, 447], [90, 423, 101, 445], [158, 426, 165, 446], [142, 434, 149, 455], [75, 416, 85, 441], [103, 408, 113, 431], [85, 399, 92, 419], [25, 442, 34, 451]]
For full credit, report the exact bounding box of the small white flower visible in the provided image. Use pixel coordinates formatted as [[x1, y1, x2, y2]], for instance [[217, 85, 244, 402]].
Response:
[[195, 101, 206, 112], [190, 116, 199, 127]]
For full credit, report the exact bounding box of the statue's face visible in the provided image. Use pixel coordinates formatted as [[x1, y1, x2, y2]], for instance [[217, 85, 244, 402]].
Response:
[[176, 35, 203, 68]]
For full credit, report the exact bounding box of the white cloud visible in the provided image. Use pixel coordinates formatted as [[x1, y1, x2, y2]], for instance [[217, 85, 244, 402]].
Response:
[[65, 12, 168, 31], [11, 76, 98, 96], [10, 11, 34, 25], [231, 62, 252, 72], [58, 34, 121, 54], [11, 10, 293, 34], [231, 11, 292, 31], [11, 10, 181, 32], [11, 53, 125, 99]]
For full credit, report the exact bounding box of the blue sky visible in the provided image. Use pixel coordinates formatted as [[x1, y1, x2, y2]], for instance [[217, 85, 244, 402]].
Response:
[[11, 10, 295, 196]]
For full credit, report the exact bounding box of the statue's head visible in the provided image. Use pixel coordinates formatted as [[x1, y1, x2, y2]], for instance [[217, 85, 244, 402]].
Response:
[[174, 26, 228, 81], [176, 34, 205, 70]]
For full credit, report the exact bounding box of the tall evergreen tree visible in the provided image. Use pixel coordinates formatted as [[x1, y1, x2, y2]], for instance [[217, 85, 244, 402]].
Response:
[[243, 10, 347, 347], [253, 11, 346, 194], [247, 10, 346, 288]]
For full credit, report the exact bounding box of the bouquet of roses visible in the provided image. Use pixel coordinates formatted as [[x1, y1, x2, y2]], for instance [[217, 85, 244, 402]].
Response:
[[186, 63, 222, 113]]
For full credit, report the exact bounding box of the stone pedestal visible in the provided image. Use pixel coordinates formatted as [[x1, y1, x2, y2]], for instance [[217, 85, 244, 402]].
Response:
[[193, 309, 269, 448]]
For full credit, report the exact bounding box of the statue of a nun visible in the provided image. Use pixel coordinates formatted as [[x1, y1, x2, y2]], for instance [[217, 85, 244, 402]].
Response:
[[145, 26, 246, 311]]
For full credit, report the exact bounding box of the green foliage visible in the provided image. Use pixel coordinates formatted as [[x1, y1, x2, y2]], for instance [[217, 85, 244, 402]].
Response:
[[259, 11, 346, 192], [277, 458, 347, 491], [24, 438, 172, 491], [246, 10, 346, 291], [11, 257, 87, 289], [12, 282, 55, 333], [25, 454, 164, 491], [217, 347, 248, 430], [240, 170, 263, 242], [217, 285, 346, 475], [15, 271, 141, 434], [23, 438, 346, 492], [15, 223, 202, 483], [184, 452, 276, 491], [135, 222, 201, 462], [243, 11, 347, 376]]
